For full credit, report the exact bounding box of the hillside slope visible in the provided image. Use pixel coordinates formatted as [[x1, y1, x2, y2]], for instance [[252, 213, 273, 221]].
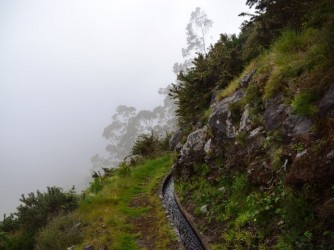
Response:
[[170, 1, 334, 248]]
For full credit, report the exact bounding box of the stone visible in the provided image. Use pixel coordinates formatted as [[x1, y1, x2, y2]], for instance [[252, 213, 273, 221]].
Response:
[[283, 112, 312, 136], [200, 204, 208, 214], [204, 138, 212, 155], [319, 83, 334, 117], [209, 90, 244, 143], [240, 69, 256, 88], [169, 128, 183, 150], [264, 94, 287, 131], [83, 245, 94, 250], [211, 89, 244, 113], [296, 149, 307, 159], [179, 127, 207, 163], [245, 127, 265, 154], [248, 127, 263, 138], [218, 187, 226, 192], [327, 150, 334, 160], [67, 247, 74, 250], [265, 95, 312, 137], [239, 104, 252, 132]]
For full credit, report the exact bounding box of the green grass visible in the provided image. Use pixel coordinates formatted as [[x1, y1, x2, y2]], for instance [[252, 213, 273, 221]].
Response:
[[75, 155, 176, 250], [291, 92, 318, 117]]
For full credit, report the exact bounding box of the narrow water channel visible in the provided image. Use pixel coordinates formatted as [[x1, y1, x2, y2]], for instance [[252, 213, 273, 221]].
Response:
[[162, 175, 205, 250]]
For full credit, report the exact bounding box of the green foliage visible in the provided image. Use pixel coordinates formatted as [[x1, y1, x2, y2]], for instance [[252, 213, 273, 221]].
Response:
[[236, 131, 247, 146], [0, 187, 79, 249], [256, 26, 331, 100], [243, 0, 316, 48], [16, 187, 78, 231], [34, 213, 83, 250], [131, 131, 170, 158], [291, 143, 305, 153], [89, 177, 106, 194], [228, 100, 246, 125], [116, 164, 131, 178], [170, 34, 245, 127], [0, 214, 18, 233], [292, 92, 318, 117]]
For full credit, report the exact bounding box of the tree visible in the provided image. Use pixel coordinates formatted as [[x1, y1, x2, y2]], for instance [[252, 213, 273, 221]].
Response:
[[173, 7, 213, 75], [240, 0, 316, 48], [90, 87, 177, 172], [170, 34, 245, 127], [182, 7, 213, 57]]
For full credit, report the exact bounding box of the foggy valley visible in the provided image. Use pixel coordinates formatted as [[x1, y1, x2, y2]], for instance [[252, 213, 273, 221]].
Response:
[[0, 0, 248, 216]]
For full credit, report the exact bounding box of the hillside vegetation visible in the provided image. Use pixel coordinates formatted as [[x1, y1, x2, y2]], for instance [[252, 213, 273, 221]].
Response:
[[171, 0, 334, 249], [0, 152, 178, 249], [1, 0, 334, 249]]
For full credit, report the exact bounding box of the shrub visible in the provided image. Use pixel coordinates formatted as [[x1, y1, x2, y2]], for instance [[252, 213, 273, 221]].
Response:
[[34, 213, 83, 250], [131, 132, 160, 157], [131, 132, 171, 158]]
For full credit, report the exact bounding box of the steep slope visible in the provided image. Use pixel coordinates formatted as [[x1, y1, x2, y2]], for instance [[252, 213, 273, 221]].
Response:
[[170, 2, 334, 249]]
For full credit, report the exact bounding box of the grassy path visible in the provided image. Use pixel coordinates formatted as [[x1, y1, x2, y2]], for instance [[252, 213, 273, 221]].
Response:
[[75, 155, 180, 250]]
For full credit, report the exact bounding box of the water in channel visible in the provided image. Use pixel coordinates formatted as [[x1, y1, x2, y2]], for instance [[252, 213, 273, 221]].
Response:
[[162, 176, 205, 250]]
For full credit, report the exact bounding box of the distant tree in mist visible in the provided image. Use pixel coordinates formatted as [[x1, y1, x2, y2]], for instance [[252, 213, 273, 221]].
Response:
[[173, 7, 213, 75], [90, 86, 176, 172], [183, 7, 213, 56]]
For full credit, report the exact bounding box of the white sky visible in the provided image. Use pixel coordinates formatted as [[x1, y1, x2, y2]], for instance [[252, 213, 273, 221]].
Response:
[[0, 0, 250, 215]]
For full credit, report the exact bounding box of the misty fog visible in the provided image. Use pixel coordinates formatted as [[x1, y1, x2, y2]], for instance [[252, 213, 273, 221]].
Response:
[[0, 0, 249, 216]]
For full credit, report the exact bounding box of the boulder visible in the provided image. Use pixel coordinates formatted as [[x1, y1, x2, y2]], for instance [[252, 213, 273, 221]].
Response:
[[265, 95, 312, 137], [282, 111, 312, 136], [264, 94, 287, 131], [245, 127, 265, 154], [319, 83, 334, 117], [209, 89, 244, 142], [179, 127, 207, 164], [169, 128, 182, 150], [211, 89, 244, 113], [239, 104, 252, 132]]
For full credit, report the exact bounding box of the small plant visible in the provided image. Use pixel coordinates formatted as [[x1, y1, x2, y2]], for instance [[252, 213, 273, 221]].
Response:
[[236, 131, 248, 146], [271, 147, 283, 170], [89, 177, 106, 194], [291, 92, 318, 117], [291, 143, 305, 153], [229, 99, 246, 125], [217, 77, 240, 101]]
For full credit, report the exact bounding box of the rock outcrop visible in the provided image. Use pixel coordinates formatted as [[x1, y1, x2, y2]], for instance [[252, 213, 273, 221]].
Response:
[[208, 89, 244, 142], [319, 82, 334, 117]]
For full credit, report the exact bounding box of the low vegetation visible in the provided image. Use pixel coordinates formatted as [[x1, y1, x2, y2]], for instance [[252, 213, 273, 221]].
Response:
[[76, 155, 176, 250], [1, 133, 176, 250]]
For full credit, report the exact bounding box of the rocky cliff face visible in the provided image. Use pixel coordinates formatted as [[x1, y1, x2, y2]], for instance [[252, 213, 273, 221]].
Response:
[[173, 69, 334, 184], [170, 69, 334, 247]]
